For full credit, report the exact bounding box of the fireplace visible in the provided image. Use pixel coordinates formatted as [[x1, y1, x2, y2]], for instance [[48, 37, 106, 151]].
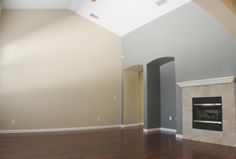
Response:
[[180, 77, 235, 146], [192, 97, 222, 131]]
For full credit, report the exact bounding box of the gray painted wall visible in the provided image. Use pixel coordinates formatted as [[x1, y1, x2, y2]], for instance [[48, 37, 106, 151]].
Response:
[[176, 86, 183, 134], [122, 2, 236, 134], [147, 65, 161, 129], [160, 62, 176, 129], [145, 57, 174, 129]]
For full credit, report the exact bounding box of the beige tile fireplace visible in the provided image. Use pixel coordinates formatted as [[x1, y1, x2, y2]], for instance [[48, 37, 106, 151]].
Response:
[[178, 76, 236, 147]]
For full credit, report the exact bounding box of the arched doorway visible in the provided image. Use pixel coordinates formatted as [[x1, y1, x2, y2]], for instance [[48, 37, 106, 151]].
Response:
[[145, 57, 176, 131], [123, 65, 144, 125]]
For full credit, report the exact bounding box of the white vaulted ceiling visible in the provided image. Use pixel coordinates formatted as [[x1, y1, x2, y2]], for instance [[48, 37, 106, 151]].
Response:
[[69, 0, 191, 36], [1, 0, 191, 36], [1, 0, 74, 9]]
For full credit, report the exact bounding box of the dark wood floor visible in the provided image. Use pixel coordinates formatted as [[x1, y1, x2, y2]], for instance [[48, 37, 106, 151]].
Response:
[[0, 127, 236, 159]]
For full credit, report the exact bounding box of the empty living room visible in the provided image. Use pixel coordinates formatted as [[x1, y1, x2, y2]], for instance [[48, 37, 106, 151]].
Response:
[[0, 0, 236, 158]]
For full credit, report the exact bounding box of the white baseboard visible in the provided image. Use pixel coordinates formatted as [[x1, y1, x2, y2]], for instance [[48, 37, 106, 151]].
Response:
[[160, 128, 177, 133], [143, 128, 161, 133], [120, 123, 144, 128], [176, 134, 183, 139], [0, 124, 179, 135], [0, 125, 121, 134], [143, 127, 176, 133]]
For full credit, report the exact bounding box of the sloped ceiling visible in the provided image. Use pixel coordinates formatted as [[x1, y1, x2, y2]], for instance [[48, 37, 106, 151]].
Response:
[[221, 0, 236, 15], [1, 0, 73, 9], [69, 0, 191, 36], [193, 0, 236, 37], [0, 1, 2, 14], [1, 0, 191, 36]]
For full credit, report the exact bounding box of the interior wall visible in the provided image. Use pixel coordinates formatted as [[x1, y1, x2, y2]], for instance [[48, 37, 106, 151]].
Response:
[[176, 86, 183, 134], [221, 0, 236, 15], [139, 71, 144, 123], [235, 83, 236, 104], [124, 70, 143, 124], [160, 62, 176, 129], [122, 2, 236, 134], [0, 1, 2, 15], [0, 10, 121, 130], [193, 0, 236, 37], [146, 65, 161, 129], [145, 57, 175, 129]]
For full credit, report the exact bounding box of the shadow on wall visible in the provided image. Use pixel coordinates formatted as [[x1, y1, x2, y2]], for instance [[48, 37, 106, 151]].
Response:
[[123, 65, 144, 125]]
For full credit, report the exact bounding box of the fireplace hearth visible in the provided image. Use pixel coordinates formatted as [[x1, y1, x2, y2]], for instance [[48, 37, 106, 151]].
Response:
[[192, 97, 222, 131]]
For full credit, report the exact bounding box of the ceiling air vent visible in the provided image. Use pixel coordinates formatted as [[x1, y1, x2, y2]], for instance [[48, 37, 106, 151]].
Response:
[[90, 13, 99, 19], [156, 0, 168, 6]]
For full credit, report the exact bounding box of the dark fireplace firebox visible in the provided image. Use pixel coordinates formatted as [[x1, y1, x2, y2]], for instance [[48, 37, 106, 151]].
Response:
[[192, 97, 222, 131]]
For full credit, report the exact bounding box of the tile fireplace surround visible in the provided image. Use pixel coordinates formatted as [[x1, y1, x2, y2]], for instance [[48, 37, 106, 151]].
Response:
[[177, 76, 236, 147]]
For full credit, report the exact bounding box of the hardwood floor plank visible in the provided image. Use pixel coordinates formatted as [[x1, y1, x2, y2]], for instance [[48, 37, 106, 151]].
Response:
[[0, 127, 235, 159]]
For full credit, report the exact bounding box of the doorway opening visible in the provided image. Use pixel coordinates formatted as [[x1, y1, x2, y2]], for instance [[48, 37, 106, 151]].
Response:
[[123, 65, 144, 125], [146, 57, 176, 131]]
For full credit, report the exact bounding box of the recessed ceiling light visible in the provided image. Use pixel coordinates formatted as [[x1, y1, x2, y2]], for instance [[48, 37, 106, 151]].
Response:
[[156, 0, 168, 6]]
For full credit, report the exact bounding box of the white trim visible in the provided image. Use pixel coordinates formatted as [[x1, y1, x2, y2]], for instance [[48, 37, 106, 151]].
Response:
[[160, 128, 176, 133], [143, 128, 161, 133], [0, 125, 121, 134], [177, 76, 235, 88], [120, 123, 144, 128], [143, 127, 176, 133], [176, 134, 183, 139]]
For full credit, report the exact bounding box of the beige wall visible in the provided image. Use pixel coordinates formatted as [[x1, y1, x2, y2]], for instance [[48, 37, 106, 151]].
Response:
[[0, 1, 2, 15], [0, 10, 121, 130], [194, 0, 236, 37], [124, 70, 144, 124], [138, 71, 144, 123], [221, 0, 236, 15]]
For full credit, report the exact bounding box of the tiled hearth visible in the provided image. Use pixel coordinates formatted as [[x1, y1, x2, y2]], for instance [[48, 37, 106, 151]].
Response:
[[178, 76, 236, 147]]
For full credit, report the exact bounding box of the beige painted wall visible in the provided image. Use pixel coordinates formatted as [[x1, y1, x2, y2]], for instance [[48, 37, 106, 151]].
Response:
[[0, 1, 2, 15], [221, 0, 236, 15], [139, 71, 144, 123], [0, 10, 121, 130], [194, 0, 236, 37], [124, 70, 144, 124]]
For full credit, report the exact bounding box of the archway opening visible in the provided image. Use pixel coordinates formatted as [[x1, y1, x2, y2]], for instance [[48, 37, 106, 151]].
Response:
[[123, 65, 144, 125], [146, 57, 176, 131]]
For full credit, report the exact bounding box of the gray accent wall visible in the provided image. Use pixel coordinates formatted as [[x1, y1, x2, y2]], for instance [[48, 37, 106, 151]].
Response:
[[176, 86, 183, 134], [145, 57, 174, 129], [147, 64, 161, 129], [122, 2, 236, 134], [160, 62, 176, 129]]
